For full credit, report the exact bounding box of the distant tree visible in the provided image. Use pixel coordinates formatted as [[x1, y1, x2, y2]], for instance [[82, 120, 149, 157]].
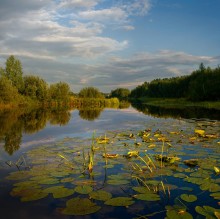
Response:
[[109, 88, 130, 100], [78, 87, 104, 98], [4, 55, 24, 92], [49, 81, 71, 102], [23, 75, 48, 101]]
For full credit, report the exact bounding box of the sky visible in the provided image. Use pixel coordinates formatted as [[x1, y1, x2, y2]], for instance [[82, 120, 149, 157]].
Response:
[[0, 0, 220, 92]]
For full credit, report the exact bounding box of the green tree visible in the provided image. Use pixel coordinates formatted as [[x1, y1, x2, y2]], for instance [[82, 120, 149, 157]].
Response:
[[110, 88, 130, 100], [78, 87, 104, 98], [0, 76, 21, 104], [4, 55, 24, 92], [49, 81, 71, 102], [23, 75, 48, 101]]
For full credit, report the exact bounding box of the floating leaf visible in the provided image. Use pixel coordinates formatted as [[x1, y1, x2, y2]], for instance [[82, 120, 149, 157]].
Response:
[[89, 190, 112, 201], [195, 206, 220, 218], [195, 129, 205, 137], [38, 178, 60, 185], [173, 173, 187, 178], [107, 179, 129, 185], [125, 151, 139, 158], [132, 186, 151, 194], [180, 194, 197, 202], [166, 209, 193, 219], [102, 153, 119, 158], [53, 188, 75, 198], [104, 197, 134, 206], [96, 137, 109, 144], [210, 192, 220, 200], [134, 193, 160, 201], [5, 171, 31, 181], [61, 197, 101, 215], [214, 167, 220, 174], [75, 185, 93, 194], [183, 159, 198, 167]]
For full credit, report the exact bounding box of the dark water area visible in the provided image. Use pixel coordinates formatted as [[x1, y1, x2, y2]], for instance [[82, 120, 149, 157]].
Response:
[[0, 103, 220, 219]]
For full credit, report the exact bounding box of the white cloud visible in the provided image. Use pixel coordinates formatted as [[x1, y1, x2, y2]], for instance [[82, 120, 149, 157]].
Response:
[[58, 0, 99, 9], [79, 7, 127, 22], [122, 0, 151, 16]]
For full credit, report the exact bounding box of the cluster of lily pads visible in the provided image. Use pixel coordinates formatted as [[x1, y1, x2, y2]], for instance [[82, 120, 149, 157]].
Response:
[[4, 119, 220, 218]]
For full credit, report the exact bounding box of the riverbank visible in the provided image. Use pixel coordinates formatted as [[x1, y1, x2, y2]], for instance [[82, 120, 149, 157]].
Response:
[[135, 98, 220, 110]]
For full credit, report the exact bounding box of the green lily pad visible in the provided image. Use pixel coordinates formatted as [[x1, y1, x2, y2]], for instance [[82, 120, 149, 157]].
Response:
[[75, 185, 93, 194], [20, 190, 48, 202], [43, 185, 65, 193], [195, 205, 220, 218], [107, 179, 129, 185], [200, 183, 220, 192], [173, 173, 187, 178], [104, 197, 134, 206], [38, 178, 60, 185], [134, 193, 160, 201], [89, 190, 112, 201], [132, 186, 151, 194], [53, 188, 75, 198], [61, 197, 101, 215], [5, 171, 31, 181], [180, 194, 197, 202], [210, 192, 220, 200], [166, 209, 193, 219]]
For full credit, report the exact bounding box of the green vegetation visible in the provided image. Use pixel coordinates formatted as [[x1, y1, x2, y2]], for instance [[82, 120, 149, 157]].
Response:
[[0, 56, 119, 109], [1, 55, 219, 110], [78, 87, 104, 99], [0, 55, 71, 108], [109, 88, 130, 100], [130, 63, 220, 102]]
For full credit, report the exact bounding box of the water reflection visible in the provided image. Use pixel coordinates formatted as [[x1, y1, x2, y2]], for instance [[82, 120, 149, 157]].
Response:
[[0, 107, 72, 155], [131, 101, 220, 120], [79, 108, 103, 121], [1, 101, 219, 155]]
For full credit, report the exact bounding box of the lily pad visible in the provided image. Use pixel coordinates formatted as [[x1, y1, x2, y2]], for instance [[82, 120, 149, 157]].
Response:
[[89, 190, 112, 201], [75, 185, 93, 194], [134, 193, 160, 201], [180, 194, 197, 202], [210, 192, 220, 200], [107, 179, 129, 185], [166, 209, 193, 219], [53, 188, 75, 198], [61, 197, 101, 215], [132, 186, 151, 194], [195, 205, 220, 218], [104, 197, 134, 206]]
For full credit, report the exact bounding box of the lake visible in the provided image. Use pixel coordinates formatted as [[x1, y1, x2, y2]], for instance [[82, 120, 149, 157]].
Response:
[[0, 103, 220, 219]]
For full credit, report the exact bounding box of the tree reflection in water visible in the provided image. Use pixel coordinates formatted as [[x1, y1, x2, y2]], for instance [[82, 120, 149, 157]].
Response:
[[0, 107, 72, 155], [79, 108, 103, 121]]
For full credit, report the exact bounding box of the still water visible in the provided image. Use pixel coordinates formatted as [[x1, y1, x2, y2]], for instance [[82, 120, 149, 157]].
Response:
[[0, 104, 220, 219]]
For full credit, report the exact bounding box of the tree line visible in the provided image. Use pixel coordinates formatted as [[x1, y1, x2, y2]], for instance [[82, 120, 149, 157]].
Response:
[[0, 55, 71, 106], [0, 55, 119, 108], [110, 63, 220, 101]]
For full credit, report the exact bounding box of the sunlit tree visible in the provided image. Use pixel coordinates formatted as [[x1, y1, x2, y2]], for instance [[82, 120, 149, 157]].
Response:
[[4, 55, 24, 92], [23, 75, 48, 101], [78, 87, 104, 98]]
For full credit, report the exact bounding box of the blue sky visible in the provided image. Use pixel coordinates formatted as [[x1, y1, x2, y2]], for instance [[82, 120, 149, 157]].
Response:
[[0, 0, 219, 92]]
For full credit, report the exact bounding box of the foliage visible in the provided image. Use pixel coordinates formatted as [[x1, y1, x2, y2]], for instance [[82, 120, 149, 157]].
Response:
[[109, 88, 130, 100], [4, 55, 24, 92], [23, 75, 48, 101], [130, 63, 220, 101], [0, 76, 22, 104], [49, 81, 71, 102], [78, 87, 104, 99]]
